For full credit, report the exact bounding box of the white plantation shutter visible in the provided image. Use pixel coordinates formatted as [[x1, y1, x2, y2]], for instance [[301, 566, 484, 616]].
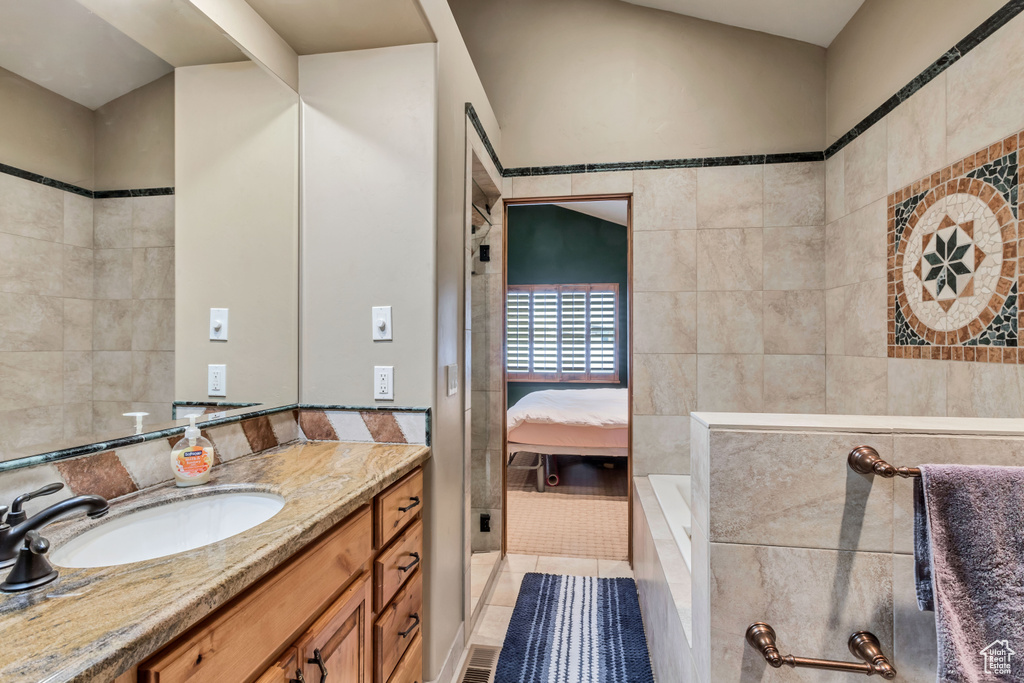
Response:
[[505, 284, 619, 382]]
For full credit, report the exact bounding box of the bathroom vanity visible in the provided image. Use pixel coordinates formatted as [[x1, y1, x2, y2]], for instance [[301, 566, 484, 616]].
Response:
[[0, 441, 429, 683]]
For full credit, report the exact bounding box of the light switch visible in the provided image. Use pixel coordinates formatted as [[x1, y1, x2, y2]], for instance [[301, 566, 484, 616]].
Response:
[[208, 364, 226, 397], [372, 306, 392, 341], [374, 366, 394, 401], [446, 363, 458, 396], [210, 308, 229, 341]]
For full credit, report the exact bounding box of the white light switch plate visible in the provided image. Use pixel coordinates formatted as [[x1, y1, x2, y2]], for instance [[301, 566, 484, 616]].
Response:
[[210, 308, 229, 341], [372, 306, 392, 341], [374, 366, 394, 400], [208, 364, 226, 397], [446, 363, 458, 396]]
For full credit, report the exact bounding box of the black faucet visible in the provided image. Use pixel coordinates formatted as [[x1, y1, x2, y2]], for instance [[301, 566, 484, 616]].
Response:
[[0, 483, 109, 569]]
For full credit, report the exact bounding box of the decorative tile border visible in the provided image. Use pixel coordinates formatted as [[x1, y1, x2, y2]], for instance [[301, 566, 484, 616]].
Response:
[[466, 1, 1024, 176], [0, 161, 173, 198], [888, 130, 1021, 362], [298, 407, 430, 446]]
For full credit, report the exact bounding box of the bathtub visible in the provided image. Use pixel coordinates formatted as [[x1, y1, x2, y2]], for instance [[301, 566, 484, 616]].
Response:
[[648, 474, 692, 570]]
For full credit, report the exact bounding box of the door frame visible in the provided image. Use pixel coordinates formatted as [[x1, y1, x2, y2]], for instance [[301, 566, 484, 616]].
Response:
[[501, 193, 634, 564]]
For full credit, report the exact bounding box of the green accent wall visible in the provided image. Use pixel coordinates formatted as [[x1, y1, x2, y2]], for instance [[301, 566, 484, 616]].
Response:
[[506, 203, 628, 407]]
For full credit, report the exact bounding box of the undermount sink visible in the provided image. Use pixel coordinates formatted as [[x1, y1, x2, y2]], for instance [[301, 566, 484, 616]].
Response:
[[50, 492, 285, 568]]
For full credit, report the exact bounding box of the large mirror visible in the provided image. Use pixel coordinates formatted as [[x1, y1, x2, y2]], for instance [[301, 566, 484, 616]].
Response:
[[0, 0, 299, 465]]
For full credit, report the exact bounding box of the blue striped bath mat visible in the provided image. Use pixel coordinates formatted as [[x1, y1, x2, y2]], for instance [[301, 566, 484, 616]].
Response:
[[495, 573, 655, 683]]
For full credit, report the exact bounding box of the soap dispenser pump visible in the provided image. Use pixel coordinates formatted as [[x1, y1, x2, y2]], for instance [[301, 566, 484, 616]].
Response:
[[170, 416, 214, 487]]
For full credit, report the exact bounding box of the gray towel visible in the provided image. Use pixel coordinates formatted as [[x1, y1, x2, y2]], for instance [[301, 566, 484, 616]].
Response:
[[914, 464, 1024, 682]]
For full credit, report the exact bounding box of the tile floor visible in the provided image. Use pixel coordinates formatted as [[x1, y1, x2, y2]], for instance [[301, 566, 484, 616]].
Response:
[[466, 553, 634, 648]]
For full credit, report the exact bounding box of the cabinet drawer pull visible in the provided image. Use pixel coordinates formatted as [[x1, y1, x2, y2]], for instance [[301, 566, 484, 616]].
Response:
[[308, 648, 328, 682], [290, 670, 305, 683], [398, 496, 420, 513], [399, 612, 420, 638], [398, 552, 420, 572]]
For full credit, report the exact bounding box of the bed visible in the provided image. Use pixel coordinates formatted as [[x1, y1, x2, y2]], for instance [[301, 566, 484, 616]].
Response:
[[506, 388, 628, 459]]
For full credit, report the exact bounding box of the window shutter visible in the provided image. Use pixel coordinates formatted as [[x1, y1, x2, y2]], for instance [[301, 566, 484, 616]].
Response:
[[559, 289, 588, 374], [506, 291, 531, 375], [588, 289, 616, 375], [531, 291, 559, 374]]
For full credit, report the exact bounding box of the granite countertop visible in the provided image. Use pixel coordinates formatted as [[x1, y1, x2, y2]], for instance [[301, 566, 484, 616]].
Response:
[[0, 440, 430, 683]]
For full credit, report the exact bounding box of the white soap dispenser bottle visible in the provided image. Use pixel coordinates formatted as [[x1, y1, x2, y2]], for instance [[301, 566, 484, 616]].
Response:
[[170, 416, 214, 487]]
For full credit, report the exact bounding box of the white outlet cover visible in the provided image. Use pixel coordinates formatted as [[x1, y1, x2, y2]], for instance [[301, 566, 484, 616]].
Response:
[[372, 306, 392, 341], [446, 363, 458, 396], [374, 365, 394, 401], [208, 364, 226, 397], [210, 308, 228, 341]]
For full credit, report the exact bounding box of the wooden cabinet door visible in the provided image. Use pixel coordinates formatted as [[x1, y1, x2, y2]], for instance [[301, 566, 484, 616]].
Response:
[[255, 648, 301, 683], [296, 571, 372, 683]]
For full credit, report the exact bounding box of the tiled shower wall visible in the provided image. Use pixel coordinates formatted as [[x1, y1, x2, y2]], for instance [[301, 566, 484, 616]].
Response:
[[824, 10, 1024, 418], [506, 163, 826, 477], [0, 173, 174, 458]]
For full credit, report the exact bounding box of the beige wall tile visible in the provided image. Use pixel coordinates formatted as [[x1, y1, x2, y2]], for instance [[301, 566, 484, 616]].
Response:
[[132, 299, 175, 351], [94, 249, 132, 300], [269, 410, 300, 444], [946, 12, 1024, 163], [632, 414, 691, 475], [825, 198, 887, 288], [708, 544, 893, 673], [63, 402, 93, 441], [0, 405, 63, 457], [946, 362, 1024, 417], [131, 402, 172, 425], [63, 192, 93, 249], [634, 291, 697, 354], [633, 353, 697, 416], [892, 554, 937, 680], [92, 400, 132, 433], [92, 351, 132, 402], [697, 354, 763, 412], [762, 226, 825, 291], [887, 359, 946, 417], [842, 278, 887, 357], [92, 300, 133, 351], [207, 422, 252, 462], [634, 169, 696, 231], [0, 352, 62, 410], [63, 351, 92, 404], [633, 230, 696, 292], [132, 247, 174, 299], [0, 293, 62, 351], [0, 233, 62, 296], [132, 351, 174, 403], [696, 228, 762, 291], [570, 171, 633, 195], [0, 174, 63, 243], [764, 290, 825, 355], [62, 244, 94, 299], [825, 149, 845, 224], [763, 355, 826, 413], [696, 291, 763, 354], [825, 286, 846, 355], [93, 198, 131, 249], [63, 299, 93, 351], [131, 195, 175, 248], [826, 355, 888, 415], [886, 74, 946, 193], [706, 430, 893, 550], [511, 174, 571, 198], [843, 120, 887, 213], [763, 161, 825, 227], [696, 165, 763, 229], [117, 438, 174, 489]]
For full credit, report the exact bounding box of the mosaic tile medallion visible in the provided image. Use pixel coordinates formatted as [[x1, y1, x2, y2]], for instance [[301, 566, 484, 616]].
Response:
[[888, 132, 1021, 362]]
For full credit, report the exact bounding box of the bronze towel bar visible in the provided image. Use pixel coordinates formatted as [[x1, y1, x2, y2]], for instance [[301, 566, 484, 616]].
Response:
[[746, 623, 897, 679], [848, 445, 921, 478]]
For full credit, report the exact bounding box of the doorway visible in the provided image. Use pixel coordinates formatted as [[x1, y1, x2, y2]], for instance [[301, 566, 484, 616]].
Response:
[[502, 195, 632, 562]]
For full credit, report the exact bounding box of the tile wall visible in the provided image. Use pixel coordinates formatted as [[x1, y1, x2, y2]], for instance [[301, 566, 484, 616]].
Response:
[[0, 174, 174, 459]]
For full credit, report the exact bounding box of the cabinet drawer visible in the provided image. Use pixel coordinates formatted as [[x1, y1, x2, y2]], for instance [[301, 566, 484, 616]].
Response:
[[387, 632, 422, 683], [375, 468, 423, 548], [255, 647, 300, 683], [296, 571, 372, 683], [375, 518, 422, 610], [374, 571, 422, 683], [140, 506, 372, 683]]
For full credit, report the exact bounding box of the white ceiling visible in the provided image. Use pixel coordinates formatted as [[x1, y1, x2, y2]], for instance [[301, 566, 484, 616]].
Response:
[[554, 200, 629, 226], [0, 0, 174, 110], [620, 0, 866, 47]]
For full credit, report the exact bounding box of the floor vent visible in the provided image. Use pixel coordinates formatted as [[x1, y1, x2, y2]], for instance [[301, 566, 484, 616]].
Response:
[[457, 644, 500, 683]]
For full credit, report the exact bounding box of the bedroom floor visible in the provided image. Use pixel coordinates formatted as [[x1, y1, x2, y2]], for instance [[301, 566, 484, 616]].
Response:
[[506, 454, 628, 560]]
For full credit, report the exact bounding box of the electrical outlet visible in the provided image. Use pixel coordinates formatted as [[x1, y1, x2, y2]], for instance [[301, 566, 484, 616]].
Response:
[[445, 363, 458, 396], [374, 366, 394, 400], [480, 512, 491, 533], [208, 364, 226, 397]]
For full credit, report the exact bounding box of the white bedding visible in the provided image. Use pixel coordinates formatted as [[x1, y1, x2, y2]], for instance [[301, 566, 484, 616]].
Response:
[[506, 388, 628, 433]]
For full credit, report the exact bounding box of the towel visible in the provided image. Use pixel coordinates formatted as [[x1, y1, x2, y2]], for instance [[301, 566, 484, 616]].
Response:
[[914, 465, 1024, 682]]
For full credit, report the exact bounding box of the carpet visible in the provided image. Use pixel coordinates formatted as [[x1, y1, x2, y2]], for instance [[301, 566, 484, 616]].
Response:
[[495, 573, 655, 683]]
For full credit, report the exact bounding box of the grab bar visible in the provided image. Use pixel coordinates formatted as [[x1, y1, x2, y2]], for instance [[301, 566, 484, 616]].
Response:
[[746, 623, 896, 679], [848, 445, 921, 478]]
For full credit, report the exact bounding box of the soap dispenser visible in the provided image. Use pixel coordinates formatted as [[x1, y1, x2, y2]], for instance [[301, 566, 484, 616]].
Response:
[[170, 416, 214, 487]]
